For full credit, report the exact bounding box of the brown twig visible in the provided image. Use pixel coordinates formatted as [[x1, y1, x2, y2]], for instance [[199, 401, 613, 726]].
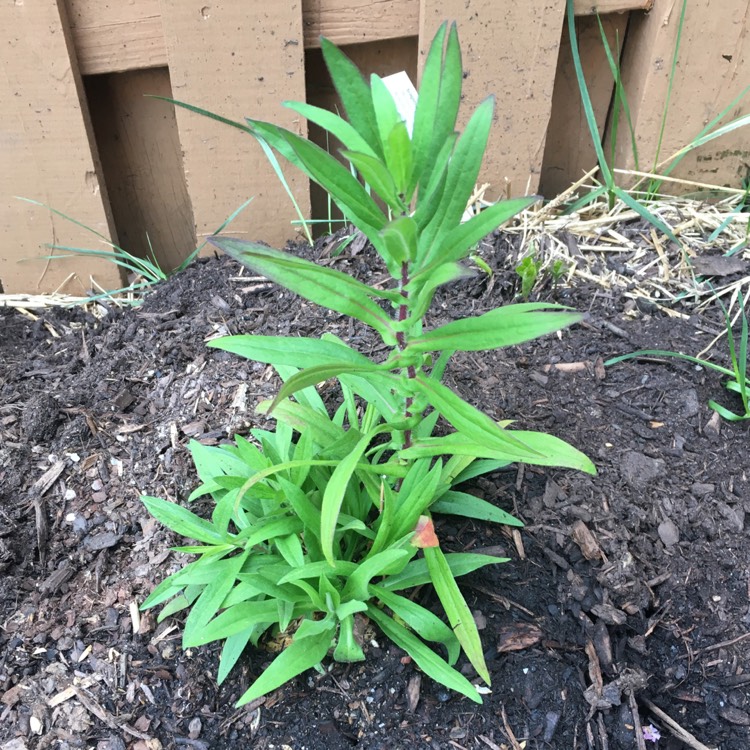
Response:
[[642, 698, 717, 750]]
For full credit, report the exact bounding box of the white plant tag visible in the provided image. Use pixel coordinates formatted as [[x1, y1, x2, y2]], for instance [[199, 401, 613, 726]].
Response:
[[382, 71, 418, 136]]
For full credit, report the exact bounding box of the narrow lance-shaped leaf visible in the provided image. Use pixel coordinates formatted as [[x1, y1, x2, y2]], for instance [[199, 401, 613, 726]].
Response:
[[431, 490, 522, 527], [406, 303, 583, 354], [283, 101, 379, 158], [320, 38, 383, 156], [268, 360, 388, 413], [142, 496, 227, 545], [410, 376, 542, 460], [419, 97, 495, 267], [340, 149, 403, 215], [403, 431, 596, 474], [237, 618, 337, 705], [320, 428, 384, 564], [419, 23, 463, 195], [424, 546, 490, 684], [207, 238, 397, 344], [207, 334, 371, 368], [410, 22, 448, 194], [382, 552, 505, 591], [420, 196, 538, 274], [266, 123, 388, 235], [367, 606, 481, 704]]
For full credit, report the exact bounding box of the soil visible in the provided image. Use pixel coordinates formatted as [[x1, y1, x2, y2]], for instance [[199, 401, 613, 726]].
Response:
[[1, 232, 749, 750]]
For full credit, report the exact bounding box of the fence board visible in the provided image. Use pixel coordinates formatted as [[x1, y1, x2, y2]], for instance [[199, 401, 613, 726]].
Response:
[[609, 0, 750, 190], [86, 70, 195, 273], [159, 1, 309, 251], [303, 0, 419, 47], [66, 0, 166, 75], [0, 1, 122, 294], [67, 0, 649, 75], [419, 0, 567, 197], [573, 0, 651, 13], [541, 14, 628, 197]]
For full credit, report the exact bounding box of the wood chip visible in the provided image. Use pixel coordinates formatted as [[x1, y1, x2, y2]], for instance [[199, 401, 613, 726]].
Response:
[[570, 520, 603, 561]]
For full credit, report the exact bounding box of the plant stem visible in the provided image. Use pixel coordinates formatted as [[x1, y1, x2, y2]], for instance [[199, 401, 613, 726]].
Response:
[[396, 261, 416, 449]]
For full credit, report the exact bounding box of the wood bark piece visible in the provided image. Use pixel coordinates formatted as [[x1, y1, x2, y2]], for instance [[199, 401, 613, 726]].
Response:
[[419, 0, 567, 195], [160, 1, 310, 250], [0, 1, 122, 294], [608, 0, 750, 191]]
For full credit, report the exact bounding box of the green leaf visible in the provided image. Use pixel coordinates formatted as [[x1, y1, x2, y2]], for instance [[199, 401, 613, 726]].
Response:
[[269, 360, 386, 413], [320, 38, 382, 156], [248, 120, 388, 239], [409, 376, 543, 461], [237, 617, 337, 705], [278, 560, 357, 584], [263, 399, 346, 446], [342, 548, 412, 601], [370, 74, 403, 151], [427, 196, 538, 270], [380, 215, 418, 266], [367, 606, 481, 704], [142, 496, 226, 545], [384, 120, 413, 197], [406, 303, 582, 354], [320, 431, 375, 564], [235, 516, 304, 549], [207, 238, 397, 344], [419, 23, 463, 195], [340, 150, 403, 214], [403, 431, 596, 474], [183, 551, 249, 647], [424, 546, 489, 684], [188, 600, 282, 646], [410, 22, 448, 193], [283, 101, 379, 158], [431, 490, 521, 527], [371, 584, 460, 664], [382, 552, 504, 591], [208, 334, 372, 368], [218, 627, 257, 684], [419, 96, 496, 266]]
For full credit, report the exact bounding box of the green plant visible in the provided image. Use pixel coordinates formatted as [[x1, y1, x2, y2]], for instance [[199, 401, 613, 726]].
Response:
[[566, 0, 750, 238], [606, 289, 749, 421], [515, 251, 541, 300], [141, 23, 595, 706], [19, 196, 254, 303]]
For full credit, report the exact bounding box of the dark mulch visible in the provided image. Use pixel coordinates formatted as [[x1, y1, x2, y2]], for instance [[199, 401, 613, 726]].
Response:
[[1, 234, 749, 750]]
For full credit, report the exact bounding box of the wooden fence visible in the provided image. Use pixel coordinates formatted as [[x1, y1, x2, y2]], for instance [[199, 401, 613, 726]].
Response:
[[2, 1, 749, 294]]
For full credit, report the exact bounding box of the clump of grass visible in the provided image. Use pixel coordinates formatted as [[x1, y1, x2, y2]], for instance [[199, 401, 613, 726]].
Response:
[[565, 0, 750, 245], [19, 196, 254, 305]]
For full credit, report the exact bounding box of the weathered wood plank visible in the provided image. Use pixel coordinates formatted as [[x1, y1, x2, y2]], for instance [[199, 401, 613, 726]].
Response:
[[573, 0, 651, 14], [66, 0, 167, 75], [0, 1, 122, 294], [159, 1, 310, 249], [609, 0, 750, 190], [541, 14, 628, 197], [420, 0, 567, 196], [68, 0, 651, 75], [85, 70, 195, 273], [303, 0, 419, 47]]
